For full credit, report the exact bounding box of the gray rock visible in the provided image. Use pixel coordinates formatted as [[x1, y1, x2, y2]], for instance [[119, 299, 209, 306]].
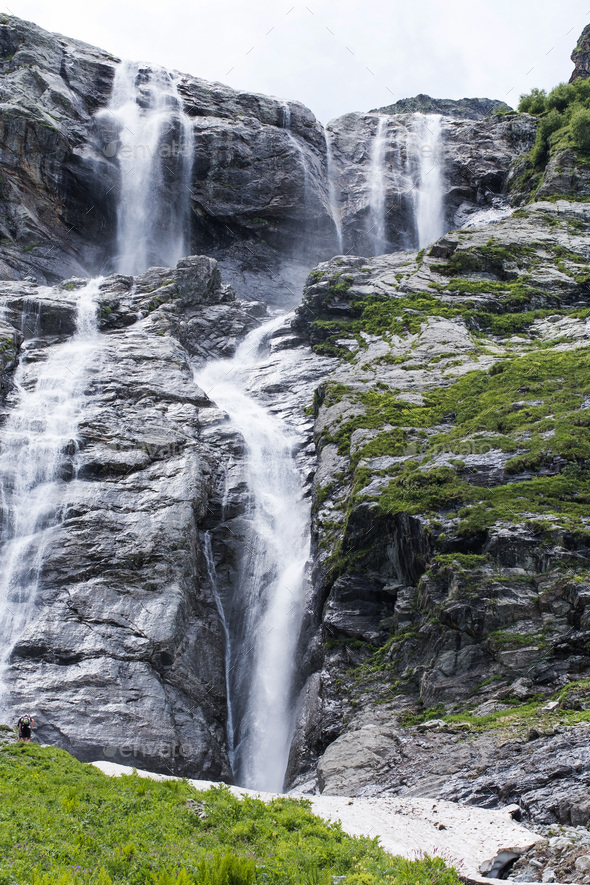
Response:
[[292, 200, 590, 810], [0, 13, 540, 292], [570, 24, 590, 82], [371, 94, 510, 120], [0, 255, 266, 777], [324, 111, 536, 255]]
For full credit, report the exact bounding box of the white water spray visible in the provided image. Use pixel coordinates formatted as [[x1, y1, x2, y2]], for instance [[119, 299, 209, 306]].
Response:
[[0, 280, 100, 713], [100, 61, 194, 275], [281, 103, 311, 214], [324, 126, 343, 254], [413, 113, 445, 249], [195, 317, 310, 791], [368, 115, 388, 255]]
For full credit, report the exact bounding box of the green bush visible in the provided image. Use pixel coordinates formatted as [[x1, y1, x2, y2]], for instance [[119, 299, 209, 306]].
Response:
[[530, 108, 565, 167], [571, 105, 590, 152], [519, 87, 548, 115], [518, 77, 590, 172]]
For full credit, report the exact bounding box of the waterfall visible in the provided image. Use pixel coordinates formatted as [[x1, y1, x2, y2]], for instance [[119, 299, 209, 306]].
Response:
[[367, 115, 388, 256], [324, 126, 344, 254], [412, 113, 445, 249], [194, 317, 310, 791], [201, 531, 236, 763], [281, 103, 311, 220], [100, 61, 194, 275], [0, 280, 100, 714]]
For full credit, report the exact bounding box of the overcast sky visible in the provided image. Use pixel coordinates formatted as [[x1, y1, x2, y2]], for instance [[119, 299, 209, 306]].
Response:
[[3, 0, 590, 122]]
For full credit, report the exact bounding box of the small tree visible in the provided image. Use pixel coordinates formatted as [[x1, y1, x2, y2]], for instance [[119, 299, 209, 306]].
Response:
[[519, 87, 547, 115]]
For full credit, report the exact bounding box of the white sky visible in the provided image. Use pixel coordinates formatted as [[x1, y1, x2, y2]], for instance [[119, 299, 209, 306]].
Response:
[[3, 0, 590, 122]]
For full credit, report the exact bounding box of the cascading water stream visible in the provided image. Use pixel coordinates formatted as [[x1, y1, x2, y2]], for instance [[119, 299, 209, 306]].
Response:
[[324, 126, 344, 254], [0, 280, 100, 713], [98, 61, 194, 275], [412, 113, 445, 249], [202, 531, 236, 761], [281, 103, 311, 223], [368, 115, 388, 255], [194, 317, 311, 791]]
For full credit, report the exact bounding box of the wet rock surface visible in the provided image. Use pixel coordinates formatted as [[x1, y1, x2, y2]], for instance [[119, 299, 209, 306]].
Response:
[[0, 15, 336, 290], [0, 16, 117, 283], [1, 256, 263, 777], [0, 9, 589, 829], [324, 111, 536, 255], [0, 13, 538, 293]]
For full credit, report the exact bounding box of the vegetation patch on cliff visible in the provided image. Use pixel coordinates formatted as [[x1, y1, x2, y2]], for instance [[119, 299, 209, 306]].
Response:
[[513, 77, 590, 198], [519, 79, 590, 168], [303, 238, 590, 356]]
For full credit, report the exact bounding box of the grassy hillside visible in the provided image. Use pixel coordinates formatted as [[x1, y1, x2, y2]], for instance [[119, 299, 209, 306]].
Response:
[[0, 743, 460, 885]]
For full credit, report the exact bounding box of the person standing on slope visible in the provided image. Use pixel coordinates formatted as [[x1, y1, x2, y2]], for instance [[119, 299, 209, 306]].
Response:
[[17, 714, 34, 743]]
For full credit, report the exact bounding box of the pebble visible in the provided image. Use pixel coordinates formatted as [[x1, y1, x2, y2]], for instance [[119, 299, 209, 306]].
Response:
[[575, 855, 590, 873]]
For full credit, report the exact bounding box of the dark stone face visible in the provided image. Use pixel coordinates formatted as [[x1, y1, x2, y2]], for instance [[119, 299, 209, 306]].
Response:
[[570, 24, 590, 82], [0, 13, 538, 288]]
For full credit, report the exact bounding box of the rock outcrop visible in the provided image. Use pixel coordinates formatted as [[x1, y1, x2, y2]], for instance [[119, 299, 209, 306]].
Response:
[[570, 24, 590, 82], [0, 14, 538, 296], [0, 16, 117, 283], [325, 111, 536, 255], [0, 14, 337, 294], [372, 94, 510, 120], [1, 10, 590, 830]]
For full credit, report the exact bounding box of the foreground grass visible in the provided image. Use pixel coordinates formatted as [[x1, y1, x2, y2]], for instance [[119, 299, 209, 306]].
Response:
[[0, 744, 461, 885]]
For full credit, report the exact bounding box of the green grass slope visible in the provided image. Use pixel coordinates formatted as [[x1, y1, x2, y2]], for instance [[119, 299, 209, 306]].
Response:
[[0, 743, 461, 885]]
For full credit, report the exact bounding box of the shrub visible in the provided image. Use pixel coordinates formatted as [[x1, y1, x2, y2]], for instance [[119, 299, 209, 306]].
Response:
[[519, 87, 548, 115], [571, 105, 590, 153], [518, 77, 590, 173]]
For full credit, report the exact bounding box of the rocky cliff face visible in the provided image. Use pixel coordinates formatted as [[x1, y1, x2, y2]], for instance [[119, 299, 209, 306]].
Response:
[[325, 111, 535, 256], [570, 24, 590, 82], [0, 14, 534, 299], [288, 199, 590, 822], [372, 94, 509, 120], [0, 10, 589, 827], [0, 16, 117, 283], [0, 257, 265, 775]]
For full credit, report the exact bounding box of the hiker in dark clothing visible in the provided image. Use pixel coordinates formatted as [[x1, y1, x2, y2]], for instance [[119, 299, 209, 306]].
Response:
[[17, 714, 34, 743]]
